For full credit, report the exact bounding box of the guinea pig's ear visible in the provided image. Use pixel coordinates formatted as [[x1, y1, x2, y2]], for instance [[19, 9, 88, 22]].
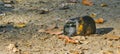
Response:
[[65, 19, 71, 23], [77, 17, 81, 23], [65, 20, 68, 23], [79, 17, 83, 20]]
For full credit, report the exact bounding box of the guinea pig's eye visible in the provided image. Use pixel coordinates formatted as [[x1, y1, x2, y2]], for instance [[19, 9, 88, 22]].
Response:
[[73, 23, 76, 25], [65, 23, 70, 27], [71, 22, 76, 25], [69, 23, 75, 27]]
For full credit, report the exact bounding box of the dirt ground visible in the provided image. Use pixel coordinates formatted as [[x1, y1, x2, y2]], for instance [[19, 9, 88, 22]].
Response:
[[0, 0, 120, 54]]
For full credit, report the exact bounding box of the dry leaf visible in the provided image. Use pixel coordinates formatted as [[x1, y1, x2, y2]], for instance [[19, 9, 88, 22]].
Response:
[[44, 26, 63, 35], [58, 35, 79, 44], [117, 49, 120, 54], [117, 46, 120, 48], [95, 18, 104, 24], [70, 50, 79, 54], [14, 22, 26, 28], [82, 0, 93, 6], [104, 35, 120, 40], [23, 51, 30, 54], [103, 51, 113, 54], [38, 26, 62, 35], [45, 29, 63, 35], [90, 13, 97, 18], [65, 38, 79, 44]]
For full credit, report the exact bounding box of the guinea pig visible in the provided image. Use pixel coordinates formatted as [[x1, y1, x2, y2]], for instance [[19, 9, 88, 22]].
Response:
[[63, 16, 96, 36]]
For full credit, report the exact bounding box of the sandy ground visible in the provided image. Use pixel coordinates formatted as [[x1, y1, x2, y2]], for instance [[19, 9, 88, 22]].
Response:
[[0, 0, 120, 54]]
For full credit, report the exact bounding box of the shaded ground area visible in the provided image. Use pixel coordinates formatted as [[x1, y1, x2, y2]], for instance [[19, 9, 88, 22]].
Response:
[[0, 0, 120, 54]]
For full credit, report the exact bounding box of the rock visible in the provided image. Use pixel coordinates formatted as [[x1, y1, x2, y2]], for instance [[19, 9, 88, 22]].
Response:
[[12, 47, 20, 53], [59, 3, 70, 10], [72, 36, 86, 41], [38, 8, 50, 14], [80, 40, 90, 44], [90, 13, 97, 18], [0, 12, 5, 18], [6, 43, 20, 53], [6, 44, 16, 51], [2, 0, 16, 4], [38, 10, 49, 14], [101, 3, 108, 7], [66, 0, 78, 3], [4, 4, 14, 8]]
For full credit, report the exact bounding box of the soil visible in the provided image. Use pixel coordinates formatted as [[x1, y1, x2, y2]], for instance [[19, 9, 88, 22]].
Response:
[[0, 0, 120, 54]]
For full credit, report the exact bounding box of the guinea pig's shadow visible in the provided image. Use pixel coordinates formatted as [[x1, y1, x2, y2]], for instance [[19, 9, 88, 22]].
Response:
[[0, 23, 15, 33], [96, 27, 114, 35]]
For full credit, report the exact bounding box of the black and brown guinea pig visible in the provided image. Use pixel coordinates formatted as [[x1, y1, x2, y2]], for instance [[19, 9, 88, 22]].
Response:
[[63, 16, 96, 37]]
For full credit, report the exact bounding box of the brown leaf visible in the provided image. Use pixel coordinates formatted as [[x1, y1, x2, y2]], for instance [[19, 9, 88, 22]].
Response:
[[69, 50, 79, 54], [38, 26, 63, 35], [117, 46, 120, 48], [82, 0, 93, 6], [58, 35, 79, 44], [95, 18, 104, 24], [104, 35, 120, 40], [45, 29, 63, 35], [72, 36, 89, 44], [58, 35, 70, 39]]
